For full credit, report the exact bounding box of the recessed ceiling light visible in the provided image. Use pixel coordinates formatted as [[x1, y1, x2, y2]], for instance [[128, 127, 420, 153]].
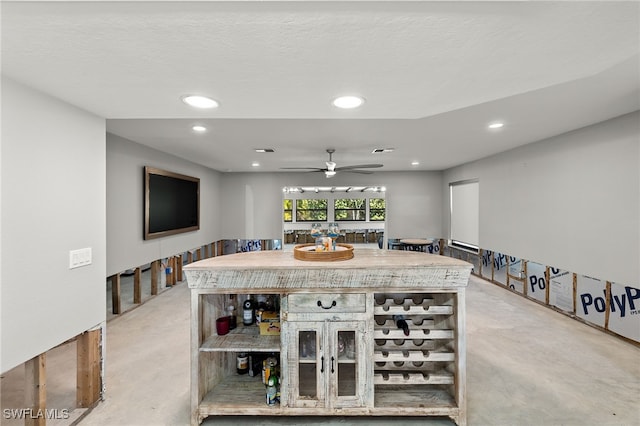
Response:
[[488, 122, 504, 129], [192, 125, 207, 132], [411, 161, 420, 166], [181, 95, 219, 109], [332, 95, 365, 109], [251, 162, 260, 167]]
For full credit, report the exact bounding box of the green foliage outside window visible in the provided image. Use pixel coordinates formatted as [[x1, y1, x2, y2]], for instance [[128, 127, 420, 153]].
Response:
[[334, 198, 366, 221], [283, 199, 293, 222], [296, 199, 328, 222], [369, 198, 386, 221]]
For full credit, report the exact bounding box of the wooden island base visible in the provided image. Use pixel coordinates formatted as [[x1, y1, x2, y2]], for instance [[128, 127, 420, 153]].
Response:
[[184, 249, 472, 426]]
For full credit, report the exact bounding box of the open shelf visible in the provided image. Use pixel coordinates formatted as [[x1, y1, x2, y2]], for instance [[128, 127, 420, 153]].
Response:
[[199, 374, 285, 416], [200, 325, 280, 352], [374, 386, 456, 409]]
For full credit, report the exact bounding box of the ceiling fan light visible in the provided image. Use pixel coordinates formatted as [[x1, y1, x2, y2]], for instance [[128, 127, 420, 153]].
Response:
[[332, 95, 365, 109], [325, 171, 337, 178]]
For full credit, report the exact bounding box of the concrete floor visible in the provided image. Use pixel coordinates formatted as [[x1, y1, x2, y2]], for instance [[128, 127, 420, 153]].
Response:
[[3, 273, 639, 426]]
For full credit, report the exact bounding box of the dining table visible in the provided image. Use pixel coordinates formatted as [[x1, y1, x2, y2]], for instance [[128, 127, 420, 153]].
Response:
[[399, 238, 434, 252]]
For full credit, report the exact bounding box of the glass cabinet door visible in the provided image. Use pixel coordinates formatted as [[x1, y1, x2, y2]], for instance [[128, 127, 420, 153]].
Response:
[[287, 321, 325, 408], [286, 320, 369, 409], [328, 321, 368, 408]]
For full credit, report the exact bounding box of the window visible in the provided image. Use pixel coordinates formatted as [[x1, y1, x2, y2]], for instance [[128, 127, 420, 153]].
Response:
[[449, 180, 479, 252], [369, 198, 385, 221], [283, 199, 293, 222], [334, 198, 365, 221], [296, 199, 328, 222]]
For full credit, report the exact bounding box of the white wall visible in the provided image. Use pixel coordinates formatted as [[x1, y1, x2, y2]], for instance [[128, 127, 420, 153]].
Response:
[[1, 78, 106, 372], [106, 133, 222, 276], [219, 171, 442, 240], [443, 112, 640, 286]]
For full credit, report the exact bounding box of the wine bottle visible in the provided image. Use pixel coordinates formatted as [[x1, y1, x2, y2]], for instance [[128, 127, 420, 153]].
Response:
[[243, 298, 255, 326], [393, 315, 410, 336]]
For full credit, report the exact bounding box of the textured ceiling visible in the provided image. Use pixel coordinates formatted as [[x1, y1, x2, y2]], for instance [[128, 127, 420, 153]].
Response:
[[2, 1, 639, 172]]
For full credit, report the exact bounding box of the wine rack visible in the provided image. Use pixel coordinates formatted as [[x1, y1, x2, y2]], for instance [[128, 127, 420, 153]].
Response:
[[373, 293, 458, 405]]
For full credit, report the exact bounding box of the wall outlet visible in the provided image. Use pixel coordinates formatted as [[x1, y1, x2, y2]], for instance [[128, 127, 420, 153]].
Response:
[[69, 247, 92, 269]]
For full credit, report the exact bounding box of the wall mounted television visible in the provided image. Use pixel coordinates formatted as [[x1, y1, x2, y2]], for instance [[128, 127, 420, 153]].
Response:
[[144, 166, 200, 240]]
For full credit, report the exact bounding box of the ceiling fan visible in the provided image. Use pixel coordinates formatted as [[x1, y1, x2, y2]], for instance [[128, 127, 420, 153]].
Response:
[[281, 149, 383, 178]]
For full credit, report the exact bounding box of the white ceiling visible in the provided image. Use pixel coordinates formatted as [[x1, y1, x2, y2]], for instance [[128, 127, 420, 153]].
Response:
[[2, 1, 639, 172]]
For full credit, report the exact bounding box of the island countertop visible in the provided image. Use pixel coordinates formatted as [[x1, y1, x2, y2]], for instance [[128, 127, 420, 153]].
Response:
[[183, 249, 472, 291]]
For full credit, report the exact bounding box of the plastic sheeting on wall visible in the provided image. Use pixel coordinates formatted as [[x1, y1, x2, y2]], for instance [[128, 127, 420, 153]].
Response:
[[576, 275, 607, 327], [608, 282, 640, 342], [525, 262, 547, 304], [549, 268, 574, 313]]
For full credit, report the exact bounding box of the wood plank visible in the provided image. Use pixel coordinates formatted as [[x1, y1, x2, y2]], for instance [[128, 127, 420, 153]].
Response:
[[77, 328, 101, 407], [374, 318, 436, 329], [374, 387, 456, 408], [151, 260, 159, 295], [373, 339, 445, 351], [173, 257, 179, 285], [374, 350, 455, 363], [111, 274, 121, 314], [374, 371, 454, 385], [374, 329, 454, 340], [200, 327, 280, 352], [177, 255, 183, 282], [24, 354, 46, 426], [183, 250, 472, 291], [199, 375, 285, 415], [133, 267, 142, 304], [374, 305, 453, 315]]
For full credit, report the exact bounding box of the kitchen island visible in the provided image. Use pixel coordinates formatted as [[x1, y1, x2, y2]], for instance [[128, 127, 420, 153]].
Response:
[[184, 248, 472, 425]]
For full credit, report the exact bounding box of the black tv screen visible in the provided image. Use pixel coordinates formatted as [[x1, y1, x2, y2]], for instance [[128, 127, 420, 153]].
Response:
[[144, 166, 200, 240]]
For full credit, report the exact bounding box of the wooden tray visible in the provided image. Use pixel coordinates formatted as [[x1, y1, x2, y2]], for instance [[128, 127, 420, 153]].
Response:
[[293, 243, 354, 261]]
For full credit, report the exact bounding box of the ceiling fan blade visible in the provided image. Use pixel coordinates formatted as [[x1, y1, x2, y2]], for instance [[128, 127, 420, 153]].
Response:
[[280, 167, 326, 171], [335, 164, 383, 171], [344, 169, 375, 174]]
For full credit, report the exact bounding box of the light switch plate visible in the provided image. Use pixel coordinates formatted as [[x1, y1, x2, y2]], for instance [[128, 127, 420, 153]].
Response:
[[69, 247, 92, 269]]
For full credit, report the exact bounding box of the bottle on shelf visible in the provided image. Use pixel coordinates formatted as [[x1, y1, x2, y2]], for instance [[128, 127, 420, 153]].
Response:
[[262, 355, 278, 384], [393, 314, 410, 336], [243, 298, 255, 326], [237, 352, 249, 374], [248, 353, 255, 377], [228, 296, 237, 330], [266, 375, 278, 406]]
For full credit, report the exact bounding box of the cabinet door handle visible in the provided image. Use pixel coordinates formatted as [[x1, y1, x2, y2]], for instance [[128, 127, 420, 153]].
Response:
[[320, 356, 324, 373], [317, 300, 337, 310], [331, 356, 335, 374]]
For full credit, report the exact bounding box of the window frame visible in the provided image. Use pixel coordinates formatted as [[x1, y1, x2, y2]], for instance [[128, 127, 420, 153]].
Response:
[[334, 198, 366, 222], [368, 198, 386, 222], [295, 199, 328, 222], [283, 199, 293, 222]]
